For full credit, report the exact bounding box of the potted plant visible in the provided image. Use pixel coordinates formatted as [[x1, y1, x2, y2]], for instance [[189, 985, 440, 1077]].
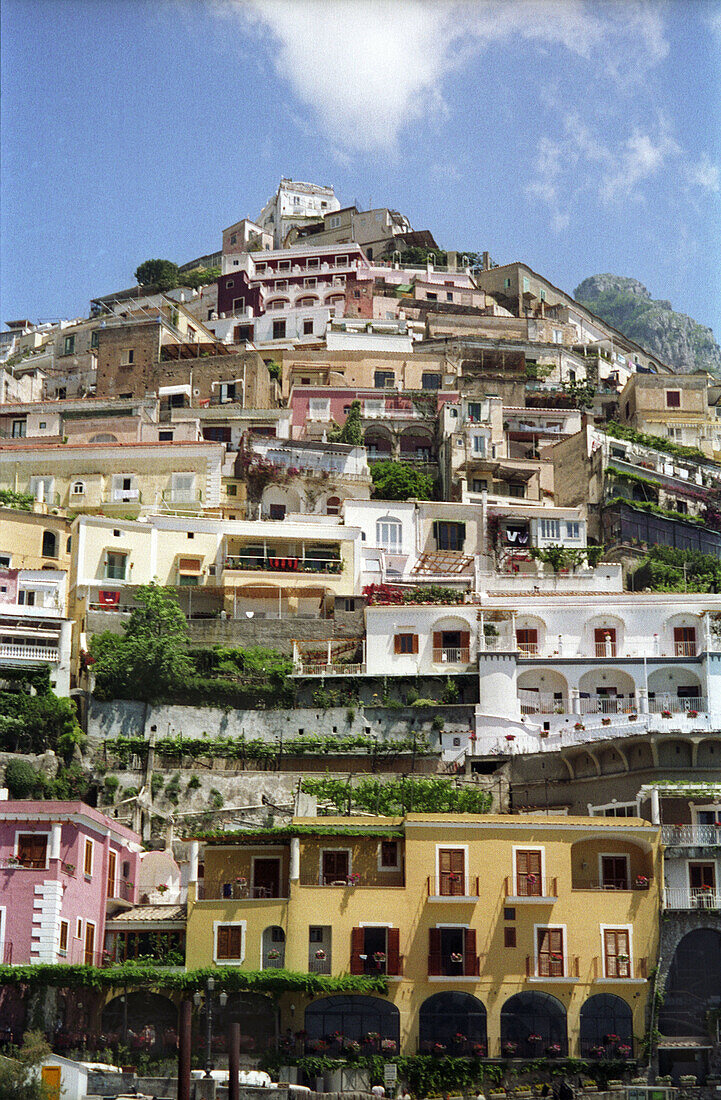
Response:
[[602, 717, 611, 725], [381, 1038, 397, 1054], [343, 1038, 360, 1053], [432, 1041, 447, 1055], [546, 1043, 561, 1056], [453, 1032, 467, 1045], [628, 712, 638, 721], [528, 1034, 542, 1043], [634, 875, 649, 888], [505, 734, 516, 742], [63, 862, 75, 875], [314, 948, 327, 960], [687, 709, 698, 718], [346, 872, 360, 886], [574, 722, 585, 731], [661, 709, 672, 718], [373, 951, 387, 966], [156, 883, 169, 895], [472, 1042, 486, 1056], [503, 1041, 517, 1056], [266, 948, 281, 960], [617, 1045, 632, 1057], [450, 952, 464, 963]]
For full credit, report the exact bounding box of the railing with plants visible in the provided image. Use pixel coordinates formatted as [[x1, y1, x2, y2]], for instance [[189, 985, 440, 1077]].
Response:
[[363, 583, 467, 605]]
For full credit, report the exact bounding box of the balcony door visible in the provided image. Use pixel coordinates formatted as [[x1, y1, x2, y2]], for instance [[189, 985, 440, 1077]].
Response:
[[322, 850, 349, 885], [537, 928, 564, 977], [601, 856, 629, 890], [106, 849, 117, 899], [516, 629, 538, 656], [674, 627, 696, 656], [594, 628, 617, 656], [689, 862, 716, 906], [516, 849, 542, 896], [253, 858, 281, 898], [84, 921, 96, 966], [604, 929, 630, 978], [439, 848, 465, 896], [428, 927, 478, 977]]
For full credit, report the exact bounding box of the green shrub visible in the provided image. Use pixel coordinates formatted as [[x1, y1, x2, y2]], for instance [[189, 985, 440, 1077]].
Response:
[[209, 788, 224, 809], [4, 758, 39, 798], [187, 775, 202, 790], [104, 775, 120, 800], [165, 773, 181, 804], [150, 774, 164, 797]]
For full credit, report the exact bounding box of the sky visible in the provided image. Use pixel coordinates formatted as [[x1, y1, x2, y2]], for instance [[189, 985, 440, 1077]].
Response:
[[2, 0, 720, 342]]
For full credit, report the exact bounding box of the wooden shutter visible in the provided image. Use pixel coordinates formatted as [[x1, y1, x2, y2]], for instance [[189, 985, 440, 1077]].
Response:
[[516, 850, 542, 896], [517, 629, 538, 646], [439, 848, 465, 896], [459, 630, 470, 653], [229, 926, 242, 958], [428, 928, 442, 976], [387, 928, 400, 975], [538, 928, 564, 976], [464, 928, 478, 976], [411, 634, 419, 654], [18, 834, 47, 869], [217, 926, 230, 958], [350, 927, 365, 974], [433, 631, 443, 651], [394, 634, 402, 654], [604, 929, 629, 978]]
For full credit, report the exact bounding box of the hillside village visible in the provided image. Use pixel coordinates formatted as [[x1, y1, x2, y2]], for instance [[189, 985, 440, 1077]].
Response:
[[2, 177, 721, 1096]]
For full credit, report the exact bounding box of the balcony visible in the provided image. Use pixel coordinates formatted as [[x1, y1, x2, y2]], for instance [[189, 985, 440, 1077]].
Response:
[[308, 954, 331, 974], [592, 956, 647, 981], [527, 955, 579, 980], [210, 881, 289, 901], [428, 953, 481, 978], [661, 824, 721, 846], [427, 875, 480, 902], [102, 489, 141, 503], [262, 950, 286, 970], [664, 887, 721, 910], [294, 662, 365, 676], [505, 876, 558, 903], [432, 647, 471, 666], [224, 554, 342, 575], [108, 880, 135, 905], [0, 643, 59, 662]]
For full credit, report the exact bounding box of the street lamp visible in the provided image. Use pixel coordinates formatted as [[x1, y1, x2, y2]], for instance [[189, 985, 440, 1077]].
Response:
[[193, 977, 228, 1078]]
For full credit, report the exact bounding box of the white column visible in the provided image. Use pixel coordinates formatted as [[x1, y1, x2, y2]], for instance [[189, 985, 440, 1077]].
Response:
[[189, 840, 199, 884], [290, 837, 300, 882], [638, 689, 649, 714], [49, 823, 62, 862], [571, 689, 581, 715], [650, 788, 660, 826]]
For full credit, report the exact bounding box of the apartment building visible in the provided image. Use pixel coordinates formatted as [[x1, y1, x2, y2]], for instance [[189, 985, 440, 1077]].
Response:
[[0, 567, 72, 694], [0, 800, 141, 965], [240, 434, 371, 519], [618, 373, 721, 457], [183, 813, 660, 1060], [256, 178, 340, 248]]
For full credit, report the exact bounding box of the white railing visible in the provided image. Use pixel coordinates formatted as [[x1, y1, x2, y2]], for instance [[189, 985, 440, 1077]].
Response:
[[483, 636, 707, 661], [433, 648, 471, 664], [519, 690, 566, 715], [649, 696, 704, 714], [579, 696, 639, 715], [664, 887, 721, 910], [295, 662, 365, 676], [661, 824, 721, 846], [0, 643, 59, 661]]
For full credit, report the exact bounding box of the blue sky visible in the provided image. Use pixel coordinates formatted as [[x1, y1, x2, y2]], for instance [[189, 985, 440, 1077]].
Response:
[[2, 0, 720, 344]]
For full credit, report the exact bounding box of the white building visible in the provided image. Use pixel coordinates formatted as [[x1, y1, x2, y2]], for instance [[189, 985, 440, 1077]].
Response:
[[256, 178, 341, 248], [0, 568, 72, 695], [245, 435, 371, 519]]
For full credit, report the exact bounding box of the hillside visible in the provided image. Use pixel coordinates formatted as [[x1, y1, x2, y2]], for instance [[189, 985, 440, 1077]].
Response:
[[574, 273, 721, 376]]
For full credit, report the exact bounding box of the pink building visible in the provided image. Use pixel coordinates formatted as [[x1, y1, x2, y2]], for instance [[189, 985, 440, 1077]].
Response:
[[0, 801, 141, 966]]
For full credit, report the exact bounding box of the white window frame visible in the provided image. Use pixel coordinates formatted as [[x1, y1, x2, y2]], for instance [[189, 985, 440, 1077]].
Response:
[[599, 923, 634, 979], [76, 917, 83, 940], [277, 260, 291, 273], [588, 800, 640, 817], [318, 847, 352, 885], [533, 923, 568, 978], [376, 518, 402, 554], [472, 434, 486, 456], [105, 550, 128, 581], [71, 481, 85, 496], [566, 522, 581, 539], [29, 476, 54, 502], [84, 919, 97, 962], [274, 280, 288, 291], [540, 519, 560, 540], [213, 919, 247, 965], [171, 472, 197, 503], [58, 917, 69, 958], [511, 845, 547, 898], [232, 297, 245, 312], [14, 830, 50, 870], [329, 216, 341, 229], [304, 277, 317, 288], [335, 255, 348, 267], [434, 842, 469, 896], [597, 852, 630, 889], [306, 257, 320, 270], [83, 837, 94, 879], [693, 803, 721, 825], [120, 349, 134, 366]]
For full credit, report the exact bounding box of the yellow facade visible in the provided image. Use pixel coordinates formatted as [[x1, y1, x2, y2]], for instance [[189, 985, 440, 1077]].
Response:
[[0, 506, 72, 571], [186, 814, 661, 1060]]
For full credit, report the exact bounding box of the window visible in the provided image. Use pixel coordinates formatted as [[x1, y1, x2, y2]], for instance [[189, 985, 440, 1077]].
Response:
[[18, 590, 35, 606], [107, 850, 117, 899], [232, 297, 246, 312], [472, 435, 485, 455], [91, 330, 99, 348], [11, 419, 26, 437], [71, 481, 85, 496], [377, 518, 402, 553], [537, 928, 564, 977], [278, 261, 291, 273], [41, 530, 58, 558], [307, 257, 319, 270], [350, 925, 401, 976], [269, 504, 286, 520], [0, 555, 11, 568], [301, 318, 314, 336], [522, 277, 531, 293], [215, 922, 245, 962], [540, 519, 560, 540], [76, 918, 83, 939], [84, 838, 94, 878], [504, 277, 512, 289], [604, 929, 631, 978], [59, 920, 69, 956], [226, 279, 235, 288], [504, 927, 517, 948], [666, 390, 681, 408], [428, 926, 478, 977], [17, 834, 47, 868], [31, 476, 53, 503], [309, 926, 324, 942], [337, 598, 356, 612], [516, 629, 538, 656], [329, 215, 341, 228], [540, 289, 547, 301], [438, 848, 466, 896], [326, 496, 341, 515], [515, 850, 542, 896], [273, 320, 286, 340], [508, 483, 525, 498], [394, 633, 418, 655], [380, 840, 400, 869], [374, 370, 395, 388], [63, 335, 75, 355], [159, 430, 173, 442], [254, 262, 267, 275], [112, 475, 137, 502], [566, 522, 580, 539], [105, 551, 127, 581], [594, 627, 617, 656], [601, 856, 629, 890], [674, 626, 696, 656], [590, 803, 638, 818], [434, 521, 465, 551], [234, 324, 252, 342], [335, 255, 348, 267], [552, 328, 563, 344], [304, 277, 317, 288], [422, 373, 441, 390], [120, 349, 134, 366], [321, 850, 350, 885]]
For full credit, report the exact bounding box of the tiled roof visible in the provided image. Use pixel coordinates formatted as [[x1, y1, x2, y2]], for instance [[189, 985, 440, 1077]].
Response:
[[107, 904, 186, 924]]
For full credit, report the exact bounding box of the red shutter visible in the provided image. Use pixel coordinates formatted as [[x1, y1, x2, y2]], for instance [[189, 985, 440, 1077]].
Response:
[[464, 928, 478, 976], [387, 928, 400, 976], [350, 927, 365, 974], [433, 631, 443, 651], [460, 631, 470, 652], [394, 634, 402, 654], [428, 928, 442, 976], [411, 635, 419, 654]]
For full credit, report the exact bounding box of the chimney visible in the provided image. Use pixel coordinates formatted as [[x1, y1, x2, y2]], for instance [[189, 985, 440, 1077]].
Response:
[[482, 251, 491, 271]]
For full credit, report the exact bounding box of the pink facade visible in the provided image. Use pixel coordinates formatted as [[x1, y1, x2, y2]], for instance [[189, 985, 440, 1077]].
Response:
[[0, 801, 141, 966], [289, 386, 459, 438]]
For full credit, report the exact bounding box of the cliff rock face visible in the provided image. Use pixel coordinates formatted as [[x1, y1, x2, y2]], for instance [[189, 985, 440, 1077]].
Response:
[[574, 274, 721, 376]]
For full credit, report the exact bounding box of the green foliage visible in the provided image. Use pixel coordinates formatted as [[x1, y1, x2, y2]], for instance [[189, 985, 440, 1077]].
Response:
[[103, 775, 120, 800], [90, 584, 193, 703], [4, 759, 39, 798], [209, 788, 224, 809], [524, 362, 555, 381], [559, 379, 597, 408], [0, 667, 84, 759], [631, 544, 721, 592], [134, 258, 179, 290], [0, 488, 34, 511], [370, 460, 434, 501], [400, 245, 448, 266], [442, 676, 459, 704], [181, 266, 220, 289], [150, 774, 164, 797], [0, 1030, 52, 1100], [363, 583, 465, 605], [186, 775, 202, 790], [605, 494, 706, 528], [164, 773, 181, 804], [529, 544, 606, 573], [605, 420, 707, 463], [105, 731, 431, 763], [267, 360, 282, 381], [339, 399, 364, 446], [301, 776, 492, 815]]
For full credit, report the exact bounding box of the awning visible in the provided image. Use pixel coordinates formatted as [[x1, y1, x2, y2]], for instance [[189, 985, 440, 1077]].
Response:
[[158, 384, 192, 398]]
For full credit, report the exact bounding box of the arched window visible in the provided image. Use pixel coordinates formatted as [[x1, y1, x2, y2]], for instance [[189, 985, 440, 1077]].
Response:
[[579, 994, 633, 1058], [71, 481, 85, 496], [500, 991, 567, 1058], [376, 517, 402, 554], [41, 531, 57, 558], [261, 926, 285, 970], [659, 929, 721, 1037], [419, 992, 487, 1055], [326, 496, 341, 516], [304, 996, 399, 1052]]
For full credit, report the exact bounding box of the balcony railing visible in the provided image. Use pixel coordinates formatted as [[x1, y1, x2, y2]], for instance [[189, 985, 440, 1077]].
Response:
[[674, 641, 698, 656], [213, 882, 289, 900], [661, 824, 721, 845], [262, 952, 285, 970], [506, 876, 558, 900], [224, 555, 342, 574], [579, 697, 639, 715], [649, 696, 704, 714], [527, 955, 579, 979], [308, 955, 331, 974], [432, 647, 471, 665], [665, 887, 721, 910], [102, 489, 141, 503], [428, 954, 480, 978], [592, 956, 647, 980], [0, 643, 59, 662], [295, 662, 365, 676], [427, 875, 480, 899], [108, 880, 134, 903]]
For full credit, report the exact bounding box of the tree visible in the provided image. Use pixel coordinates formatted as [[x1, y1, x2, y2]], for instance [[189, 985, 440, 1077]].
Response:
[[181, 266, 220, 289], [90, 584, 193, 702], [4, 759, 38, 798], [339, 399, 364, 446], [134, 259, 179, 290], [0, 1030, 52, 1099], [370, 460, 434, 501]]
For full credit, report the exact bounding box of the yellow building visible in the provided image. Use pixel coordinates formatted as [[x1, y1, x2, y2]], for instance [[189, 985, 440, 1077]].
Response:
[[185, 814, 661, 1061], [0, 505, 72, 572]]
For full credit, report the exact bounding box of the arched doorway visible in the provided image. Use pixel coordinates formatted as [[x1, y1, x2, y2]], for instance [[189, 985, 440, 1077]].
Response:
[[579, 994, 633, 1057], [304, 995, 399, 1054], [213, 992, 277, 1055], [262, 926, 286, 969], [101, 992, 178, 1053], [418, 992, 487, 1055], [659, 929, 721, 1037], [500, 991, 567, 1057]]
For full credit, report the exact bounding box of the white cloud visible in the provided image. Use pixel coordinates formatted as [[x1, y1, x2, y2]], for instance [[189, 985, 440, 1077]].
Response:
[[218, 0, 670, 153], [686, 153, 721, 193]]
